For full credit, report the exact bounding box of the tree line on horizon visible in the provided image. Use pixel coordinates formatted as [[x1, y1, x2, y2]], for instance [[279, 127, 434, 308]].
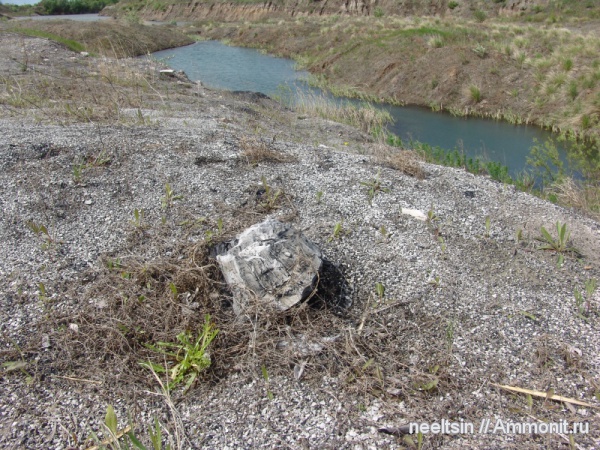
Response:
[[38, 0, 118, 14], [0, 0, 118, 14]]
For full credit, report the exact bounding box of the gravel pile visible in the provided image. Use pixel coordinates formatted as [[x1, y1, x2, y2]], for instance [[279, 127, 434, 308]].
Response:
[[0, 34, 599, 449]]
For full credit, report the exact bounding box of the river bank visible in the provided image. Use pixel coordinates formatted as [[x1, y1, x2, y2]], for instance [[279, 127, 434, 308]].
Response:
[[95, 0, 600, 139], [188, 15, 600, 141], [152, 39, 576, 184], [1, 30, 600, 449]]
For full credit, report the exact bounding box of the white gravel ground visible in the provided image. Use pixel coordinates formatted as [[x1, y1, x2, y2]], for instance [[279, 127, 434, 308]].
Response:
[[0, 33, 599, 449]]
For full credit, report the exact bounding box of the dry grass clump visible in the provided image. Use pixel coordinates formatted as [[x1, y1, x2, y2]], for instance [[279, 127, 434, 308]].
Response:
[[239, 135, 295, 164], [1, 65, 152, 123], [34, 235, 351, 388], [426, 34, 444, 49], [44, 242, 225, 380], [0, 34, 175, 124], [295, 91, 393, 135], [549, 177, 600, 221], [370, 143, 426, 179]]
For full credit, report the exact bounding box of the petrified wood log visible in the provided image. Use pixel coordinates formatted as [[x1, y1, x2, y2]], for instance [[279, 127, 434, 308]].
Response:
[[216, 219, 322, 315]]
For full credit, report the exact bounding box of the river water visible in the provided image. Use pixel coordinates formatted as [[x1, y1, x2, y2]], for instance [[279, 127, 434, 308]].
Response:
[[151, 40, 566, 177], [3, 10, 575, 177]]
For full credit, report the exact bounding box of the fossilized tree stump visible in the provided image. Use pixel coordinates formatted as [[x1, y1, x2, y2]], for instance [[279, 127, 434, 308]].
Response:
[[216, 219, 322, 315]]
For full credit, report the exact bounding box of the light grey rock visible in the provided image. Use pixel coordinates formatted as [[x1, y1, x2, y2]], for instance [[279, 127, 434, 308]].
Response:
[[216, 219, 322, 315]]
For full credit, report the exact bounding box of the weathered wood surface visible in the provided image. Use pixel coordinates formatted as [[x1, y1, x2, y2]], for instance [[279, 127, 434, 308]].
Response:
[[216, 219, 322, 315]]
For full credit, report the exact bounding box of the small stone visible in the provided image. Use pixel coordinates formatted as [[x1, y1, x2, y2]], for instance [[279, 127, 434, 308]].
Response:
[[84, 199, 93, 205], [401, 208, 427, 221], [95, 299, 108, 309], [69, 323, 79, 333], [160, 69, 175, 77]]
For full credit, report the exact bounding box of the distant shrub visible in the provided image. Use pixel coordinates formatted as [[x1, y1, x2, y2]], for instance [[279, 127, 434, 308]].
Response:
[[125, 10, 141, 24], [152, 0, 166, 11], [373, 6, 384, 17], [469, 84, 482, 103], [568, 81, 578, 101], [38, 0, 119, 15], [473, 9, 487, 22], [486, 161, 511, 183], [448, 1, 459, 9], [472, 43, 487, 58], [581, 114, 591, 130], [427, 34, 444, 49]]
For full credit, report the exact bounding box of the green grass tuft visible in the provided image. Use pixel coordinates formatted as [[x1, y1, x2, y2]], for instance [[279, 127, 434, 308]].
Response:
[[469, 85, 482, 103]]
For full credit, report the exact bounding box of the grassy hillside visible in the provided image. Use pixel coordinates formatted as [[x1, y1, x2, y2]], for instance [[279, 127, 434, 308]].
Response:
[[107, 0, 600, 22]]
